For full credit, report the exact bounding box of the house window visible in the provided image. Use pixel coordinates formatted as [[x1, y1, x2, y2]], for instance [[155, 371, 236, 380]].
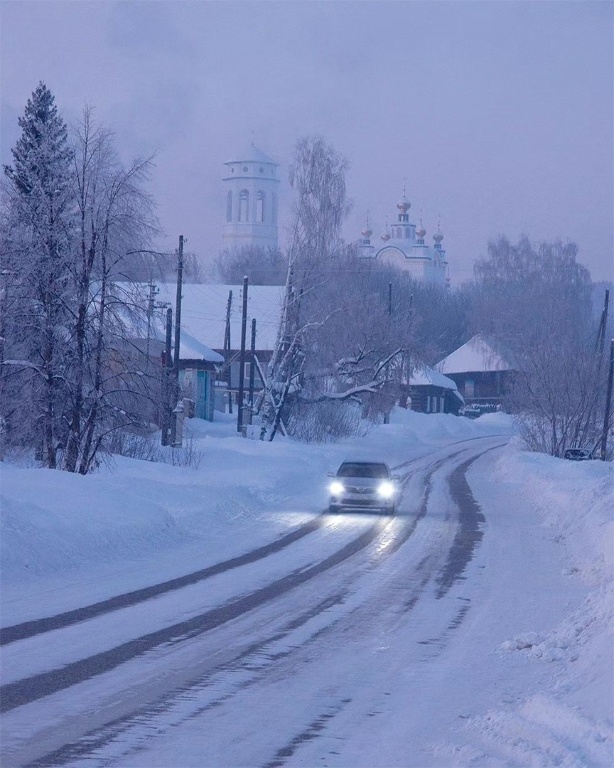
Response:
[[465, 379, 475, 398], [239, 190, 249, 221], [257, 191, 265, 222], [226, 190, 232, 222]]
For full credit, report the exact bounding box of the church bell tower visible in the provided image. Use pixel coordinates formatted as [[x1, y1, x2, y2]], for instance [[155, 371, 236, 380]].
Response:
[[222, 144, 280, 252]]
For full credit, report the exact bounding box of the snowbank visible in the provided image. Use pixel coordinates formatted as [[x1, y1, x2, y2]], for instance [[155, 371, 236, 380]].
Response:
[[454, 440, 614, 766]]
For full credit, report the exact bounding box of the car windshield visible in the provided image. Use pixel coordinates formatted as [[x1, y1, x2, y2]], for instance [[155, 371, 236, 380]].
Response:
[[337, 462, 389, 479]]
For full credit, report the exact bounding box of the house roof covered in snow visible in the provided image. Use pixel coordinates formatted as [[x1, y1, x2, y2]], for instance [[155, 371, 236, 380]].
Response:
[[143, 283, 284, 358], [436, 335, 512, 375], [408, 365, 459, 390]]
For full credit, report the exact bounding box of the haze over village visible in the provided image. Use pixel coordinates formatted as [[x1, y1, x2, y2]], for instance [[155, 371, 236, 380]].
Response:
[[0, 3, 612, 768], [1, 1, 612, 285]]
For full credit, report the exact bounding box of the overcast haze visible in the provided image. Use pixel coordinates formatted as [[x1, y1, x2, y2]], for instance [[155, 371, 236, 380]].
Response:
[[1, 0, 612, 284]]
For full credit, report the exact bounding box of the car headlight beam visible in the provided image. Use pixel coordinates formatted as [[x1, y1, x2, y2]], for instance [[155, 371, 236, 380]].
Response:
[[377, 481, 395, 499], [329, 481, 345, 495]]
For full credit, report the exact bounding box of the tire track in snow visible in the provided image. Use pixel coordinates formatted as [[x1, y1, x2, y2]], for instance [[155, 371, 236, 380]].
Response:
[[0, 515, 325, 646], [18, 444, 502, 767], [0, 516, 391, 713]]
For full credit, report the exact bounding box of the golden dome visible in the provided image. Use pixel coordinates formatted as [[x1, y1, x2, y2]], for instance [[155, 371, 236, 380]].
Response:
[[433, 230, 444, 244], [416, 225, 426, 239], [397, 198, 411, 213], [362, 227, 373, 238], [381, 232, 391, 241]]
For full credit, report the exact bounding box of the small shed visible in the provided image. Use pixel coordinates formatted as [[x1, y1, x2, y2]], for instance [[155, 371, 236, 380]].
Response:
[[176, 334, 224, 422], [407, 366, 464, 415]]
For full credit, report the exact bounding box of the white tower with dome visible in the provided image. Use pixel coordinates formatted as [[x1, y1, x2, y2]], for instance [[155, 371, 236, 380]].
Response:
[[222, 144, 280, 252]]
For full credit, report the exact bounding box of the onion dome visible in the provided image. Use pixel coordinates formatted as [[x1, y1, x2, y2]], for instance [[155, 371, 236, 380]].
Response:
[[416, 222, 426, 239], [361, 226, 373, 238], [397, 197, 411, 213], [381, 232, 391, 242], [433, 229, 444, 244]]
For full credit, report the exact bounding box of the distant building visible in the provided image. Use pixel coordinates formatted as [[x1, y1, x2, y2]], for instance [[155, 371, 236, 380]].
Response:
[[222, 144, 280, 253], [406, 365, 463, 415], [357, 193, 449, 286], [145, 283, 285, 416], [436, 335, 513, 407]]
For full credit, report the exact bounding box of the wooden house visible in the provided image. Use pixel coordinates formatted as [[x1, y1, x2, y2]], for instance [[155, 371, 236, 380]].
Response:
[[436, 335, 513, 408]]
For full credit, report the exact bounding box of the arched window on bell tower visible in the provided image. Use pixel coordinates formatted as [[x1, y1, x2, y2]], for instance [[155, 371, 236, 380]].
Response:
[[226, 190, 233, 222], [257, 191, 265, 223], [239, 189, 249, 222]]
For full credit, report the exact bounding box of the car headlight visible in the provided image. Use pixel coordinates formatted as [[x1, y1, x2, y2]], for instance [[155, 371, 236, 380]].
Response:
[[377, 481, 395, 499], [329, 481, 345, 495]]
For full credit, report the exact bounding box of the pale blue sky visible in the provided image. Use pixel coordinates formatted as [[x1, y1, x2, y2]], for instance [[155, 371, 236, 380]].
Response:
[[1, 0, 612, 283]]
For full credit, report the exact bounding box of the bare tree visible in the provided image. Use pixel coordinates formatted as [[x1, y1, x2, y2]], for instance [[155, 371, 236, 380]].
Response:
[[471, 234, 602, 456], [256, 137, 351, 439], [214, 245, 287, 285], [63, 108, 158, 473]]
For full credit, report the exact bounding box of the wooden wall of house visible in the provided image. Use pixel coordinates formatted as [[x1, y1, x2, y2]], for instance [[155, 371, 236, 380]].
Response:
[[446, 371, 508, 403]]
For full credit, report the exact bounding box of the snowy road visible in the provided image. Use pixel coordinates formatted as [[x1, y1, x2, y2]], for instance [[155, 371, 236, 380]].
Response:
[[2, 434, 570, 768]]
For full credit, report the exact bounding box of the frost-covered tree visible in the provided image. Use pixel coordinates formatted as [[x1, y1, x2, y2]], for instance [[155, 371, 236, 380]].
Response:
[[214, 245, 287, 285], [258, 138, 415, 440], [63, 108, 157, 473], [2, 82, 75, 467], [1, 87, 158, 472], [256, 137, 352, 439], [471, 235, 602, 456]]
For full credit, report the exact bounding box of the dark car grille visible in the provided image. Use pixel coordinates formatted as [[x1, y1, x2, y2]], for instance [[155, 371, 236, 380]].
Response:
[[345, 486, 376, 494]]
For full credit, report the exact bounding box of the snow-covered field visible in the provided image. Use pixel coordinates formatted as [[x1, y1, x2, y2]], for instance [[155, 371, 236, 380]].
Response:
[[1, 409, 612, 766]]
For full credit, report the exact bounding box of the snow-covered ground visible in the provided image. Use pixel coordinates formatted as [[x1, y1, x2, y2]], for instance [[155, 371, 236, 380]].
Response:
[[1, 409, 612, 766]]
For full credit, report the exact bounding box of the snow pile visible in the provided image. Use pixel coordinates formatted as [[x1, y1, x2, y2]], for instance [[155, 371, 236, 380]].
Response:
[[458, 442, 613, 766], [494, 439, 613, 585]]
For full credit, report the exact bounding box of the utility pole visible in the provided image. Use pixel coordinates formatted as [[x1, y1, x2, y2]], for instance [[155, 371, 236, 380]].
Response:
[[596, 290, 610, 357], [237, 276, 249, 433], [224, 289, 233, 414], [161, 307, 173, 446], [146, 280, 159, 362], [249, 318, 257, 409], [384, 281, 393, 424], [600, 338, 614, 461], [171, 235, 184, 445]]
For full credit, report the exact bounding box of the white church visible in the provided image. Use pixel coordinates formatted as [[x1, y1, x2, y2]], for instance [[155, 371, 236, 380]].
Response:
[[221, 144, 449, 286], [356, 195, 449, 287]]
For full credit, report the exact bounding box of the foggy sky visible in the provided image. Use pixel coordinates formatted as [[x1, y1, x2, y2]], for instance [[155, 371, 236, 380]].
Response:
[[1, 0, 612, 284]]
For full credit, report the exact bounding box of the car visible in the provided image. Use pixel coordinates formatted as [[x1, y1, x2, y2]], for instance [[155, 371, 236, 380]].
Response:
[[563, 448, 594, 461], [327, 461, 399, 514]]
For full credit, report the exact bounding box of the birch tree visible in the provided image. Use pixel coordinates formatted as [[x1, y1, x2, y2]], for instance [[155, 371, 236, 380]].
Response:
[[257, 137, 351, 439], [63, 108, 157, 473]]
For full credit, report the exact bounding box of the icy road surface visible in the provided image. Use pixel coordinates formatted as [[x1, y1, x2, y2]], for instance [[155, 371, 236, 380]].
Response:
[[1, 426, 609, 768]]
